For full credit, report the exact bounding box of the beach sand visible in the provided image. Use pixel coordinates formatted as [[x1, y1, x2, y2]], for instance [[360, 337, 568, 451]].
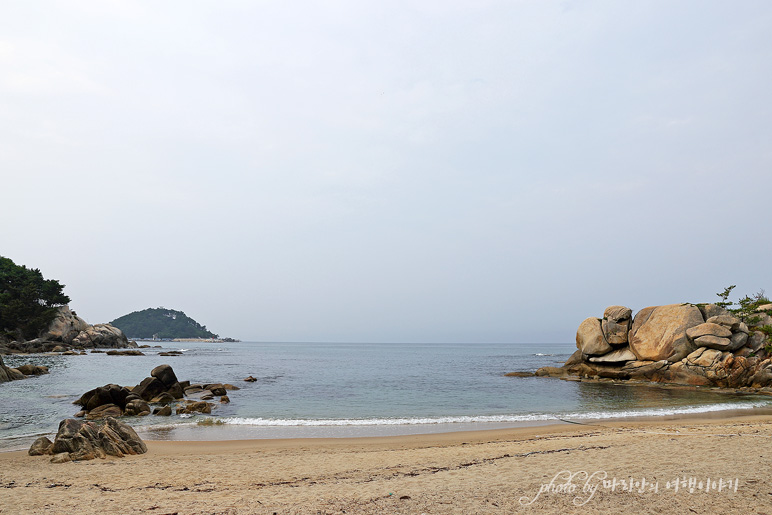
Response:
[[3, 415, 772, 514]]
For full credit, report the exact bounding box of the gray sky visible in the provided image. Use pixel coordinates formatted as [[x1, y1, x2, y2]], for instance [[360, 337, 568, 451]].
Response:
[[2, 1, 771, 343]]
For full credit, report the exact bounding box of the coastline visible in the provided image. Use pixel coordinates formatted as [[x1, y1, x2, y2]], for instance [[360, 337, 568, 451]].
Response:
[[3, 412, 771, 514]]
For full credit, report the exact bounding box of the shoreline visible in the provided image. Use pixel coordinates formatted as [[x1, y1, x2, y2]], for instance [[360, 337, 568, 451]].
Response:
[[3, 412, 771, 513]]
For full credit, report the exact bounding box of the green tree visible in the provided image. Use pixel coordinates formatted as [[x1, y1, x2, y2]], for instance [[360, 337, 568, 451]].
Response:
[[0, 256, 70, 339]]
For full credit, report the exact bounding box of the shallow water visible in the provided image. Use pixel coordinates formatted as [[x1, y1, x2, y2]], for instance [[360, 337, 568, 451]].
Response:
[[1, 341, 769, 449]]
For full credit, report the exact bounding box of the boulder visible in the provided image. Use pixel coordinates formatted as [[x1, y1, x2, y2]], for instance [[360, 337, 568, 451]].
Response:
[[693, 335, 734, 351], [697, 303, 730, 321], [601, 306, 633, 345], [576, 317, 613, 356], [706, 315, 742, 332], [244, 376, 258, 382], [133, 377, 167, 401], [7, 368, 25, 380], [48, 417, 146, 462], [0, 355, 13, 383], [205, 384, 227, 396], [16, 364, 49, 376], [154, 405, 172, 416], [748, 312, 772, 328], [76, 384, 130, 411], [72, 324, 129, 349], [686, 323, 733, 340], [41, 306, 90, 344], [86, 404, 122, 420], [150, 392, 176, 404], [588, 347, 637, 363], [151, 364, 178, 388], [124, 399, 151, 417], [628, 304, 704, 362], [177, 401, 213, 414], [28, 436, 53, 456], [105, 350, 145, 356], [685, 347, 723, 368], [220, 395, 230, 403]]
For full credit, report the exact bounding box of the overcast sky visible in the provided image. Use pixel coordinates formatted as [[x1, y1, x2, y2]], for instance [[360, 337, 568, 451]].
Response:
[[1, 1, 771, 343]]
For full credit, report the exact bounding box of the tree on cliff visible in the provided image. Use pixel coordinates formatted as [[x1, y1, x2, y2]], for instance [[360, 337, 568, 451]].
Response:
[[0, 256, 70, 340]]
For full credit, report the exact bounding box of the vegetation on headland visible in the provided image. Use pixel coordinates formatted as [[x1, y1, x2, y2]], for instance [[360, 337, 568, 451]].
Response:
[[110, 307, 218, 340], [0, 256, 70, 340]]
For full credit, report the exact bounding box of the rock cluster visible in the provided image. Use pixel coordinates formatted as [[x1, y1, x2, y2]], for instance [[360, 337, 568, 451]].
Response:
[[537, 303, 772, 389], [0, 354, 49, 383], [0, 306, 134, 354], [28, 417, 147, 462], [73, 364, 239, 419]]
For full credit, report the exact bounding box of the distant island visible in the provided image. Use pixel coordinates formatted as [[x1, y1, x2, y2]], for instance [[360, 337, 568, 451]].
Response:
[[110, 308, 234, 341]]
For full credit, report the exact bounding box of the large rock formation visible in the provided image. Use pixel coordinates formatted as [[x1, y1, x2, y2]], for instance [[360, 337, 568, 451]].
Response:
[[29, 417, 147, 462], [0, 306, 133, 354], [535, 303, 772, 389], [628, 304, 704, 361]]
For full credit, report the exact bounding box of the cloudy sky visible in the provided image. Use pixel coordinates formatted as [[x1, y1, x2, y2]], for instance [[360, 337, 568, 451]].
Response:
[[1, 1, 770, 343]]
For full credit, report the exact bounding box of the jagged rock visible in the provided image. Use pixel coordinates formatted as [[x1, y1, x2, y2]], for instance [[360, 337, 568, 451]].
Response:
[[629, 304, 704, 362], [687, 323, 732, 340], [601, 306, 632, 345], [747, 332, 766, 352], [588, 347, 636, 363], [576, 317, 612, 356], [28, 437, 53, 456], [86, 404, 122, 420], [48, 418, 146, 462], [685, 347, 723, 368], [151, 364, 179, 388], [50, 452, 72, 463], [564, 350, 584, 366], [73, 324, 129, 349]]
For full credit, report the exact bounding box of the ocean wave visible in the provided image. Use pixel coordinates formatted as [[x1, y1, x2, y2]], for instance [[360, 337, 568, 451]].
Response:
[[206, 401, 772, 427]]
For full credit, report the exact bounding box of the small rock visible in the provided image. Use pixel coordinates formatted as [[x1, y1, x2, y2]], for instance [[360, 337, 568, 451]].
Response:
[[220, 395, 230, 403], [28, 437, 53, 456], [244, 376, 258, 382]]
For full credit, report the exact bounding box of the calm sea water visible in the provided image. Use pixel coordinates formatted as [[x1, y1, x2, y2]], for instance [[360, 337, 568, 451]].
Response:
[[1, 341, 770, 450]]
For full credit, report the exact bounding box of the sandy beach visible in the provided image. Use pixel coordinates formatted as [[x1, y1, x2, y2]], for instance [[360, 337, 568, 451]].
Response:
[[3, 414, 772, 514]]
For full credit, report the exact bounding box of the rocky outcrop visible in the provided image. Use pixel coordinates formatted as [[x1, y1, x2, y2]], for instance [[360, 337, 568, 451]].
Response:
[[30, 417, 147, 462], [0, 355, 50, 383], [534, 303, 772, 390], [74, 365, 233, 420], [0, 306, 134, 355]]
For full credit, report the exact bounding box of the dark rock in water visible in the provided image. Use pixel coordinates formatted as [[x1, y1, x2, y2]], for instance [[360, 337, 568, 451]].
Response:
[[154, 405, 172, 416], [16, 364, 49, 376], [106, 350, 145, 356], [177, 401, 212, 414], [205, 384, 227, 396], [76, 384, 130, 411], [223, 384, 240, 391], [244, 375, 258, 382], [86, 404, 122, 420], [44, 417, 147, 461], [151, 364, 179, 388], [150, 392, 176, 404], [220, 395, 230, 403], [159, 351, 182, 356], [504, 371, 535, 377], [124, 399, 151, 417], [167, 382, 184, 399], [28, 437, 53, 456], [133, 376, 167, 401], [178, 380, 191, 390]]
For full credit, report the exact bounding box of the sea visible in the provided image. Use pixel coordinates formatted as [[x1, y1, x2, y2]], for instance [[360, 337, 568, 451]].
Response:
[[2, 341, 771, 451]]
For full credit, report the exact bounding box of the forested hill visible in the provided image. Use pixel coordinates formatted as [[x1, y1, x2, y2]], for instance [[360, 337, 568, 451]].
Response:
[[109, 308, 218, 339]]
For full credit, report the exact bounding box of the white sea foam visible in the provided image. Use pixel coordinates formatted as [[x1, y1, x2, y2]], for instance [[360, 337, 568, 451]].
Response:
[[210, 400, 771, 427]]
